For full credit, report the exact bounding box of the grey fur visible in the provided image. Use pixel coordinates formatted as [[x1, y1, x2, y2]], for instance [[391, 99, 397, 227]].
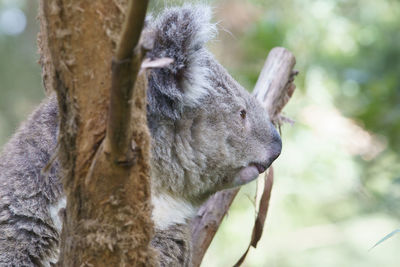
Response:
[[151, 224, 192, 267], [0, 5, 281, 266], [0, 96, 61, 266]]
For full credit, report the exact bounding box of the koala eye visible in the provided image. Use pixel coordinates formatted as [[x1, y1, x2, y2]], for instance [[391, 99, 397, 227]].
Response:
[[240, 109, 247, 119]]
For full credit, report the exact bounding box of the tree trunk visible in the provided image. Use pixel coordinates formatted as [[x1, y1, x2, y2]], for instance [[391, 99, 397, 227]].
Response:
[[38, 1, 156, 266]]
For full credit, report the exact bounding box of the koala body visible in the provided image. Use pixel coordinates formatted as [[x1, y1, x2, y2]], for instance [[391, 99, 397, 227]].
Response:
[[0, 5, 281, 266]]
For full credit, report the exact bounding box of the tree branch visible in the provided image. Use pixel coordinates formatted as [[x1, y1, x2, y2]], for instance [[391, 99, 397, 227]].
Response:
[[191, 47, 297, 266], [253, 47, 297, 122], [105, 0, 150, 164], [116, 0, 148, 61]]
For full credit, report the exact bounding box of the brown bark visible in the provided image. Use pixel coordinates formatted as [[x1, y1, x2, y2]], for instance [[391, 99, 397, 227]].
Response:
[[38, 0, 155, 266], [191, 47, 297, 266]]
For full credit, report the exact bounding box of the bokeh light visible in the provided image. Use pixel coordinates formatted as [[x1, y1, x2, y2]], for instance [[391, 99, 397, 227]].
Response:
[[0, 7, 26, 35]]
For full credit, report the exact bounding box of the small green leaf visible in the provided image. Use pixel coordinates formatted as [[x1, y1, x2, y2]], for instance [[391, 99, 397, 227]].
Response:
[[369, 229, 400, 251]]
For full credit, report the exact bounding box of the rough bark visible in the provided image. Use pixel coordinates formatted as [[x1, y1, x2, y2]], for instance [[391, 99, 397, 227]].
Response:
[[191, 47, 297, 266], [38, 1, 156, 266]]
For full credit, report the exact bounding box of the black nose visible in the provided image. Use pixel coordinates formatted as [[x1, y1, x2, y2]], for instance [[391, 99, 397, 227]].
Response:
[[265, 126, 282, 168]]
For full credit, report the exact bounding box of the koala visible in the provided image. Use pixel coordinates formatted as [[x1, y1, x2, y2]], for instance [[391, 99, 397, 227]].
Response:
[[0, 5, 281, 267]]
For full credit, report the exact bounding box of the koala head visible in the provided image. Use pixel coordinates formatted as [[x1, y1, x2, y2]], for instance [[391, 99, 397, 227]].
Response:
[[146, 6, 281, 205]]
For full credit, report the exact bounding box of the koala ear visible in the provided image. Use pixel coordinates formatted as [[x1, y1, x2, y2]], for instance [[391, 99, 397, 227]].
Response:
[[146, 5, 217, 120]]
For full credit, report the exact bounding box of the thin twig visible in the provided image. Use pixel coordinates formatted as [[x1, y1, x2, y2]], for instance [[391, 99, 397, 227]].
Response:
[[233, 168, 274, 266], [105, 0, 149, 164], [116, 0, 149, 60]]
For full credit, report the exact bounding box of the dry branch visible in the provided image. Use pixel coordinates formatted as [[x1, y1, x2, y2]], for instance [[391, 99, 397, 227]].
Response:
[[233, 167, 274, 266], [105, 0, 149, 164], [191, 47, 297, 266]]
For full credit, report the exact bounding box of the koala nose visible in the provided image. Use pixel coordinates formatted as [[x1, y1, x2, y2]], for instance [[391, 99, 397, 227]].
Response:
[[252, 126, 282, 174], [265, 126, 282, 168]]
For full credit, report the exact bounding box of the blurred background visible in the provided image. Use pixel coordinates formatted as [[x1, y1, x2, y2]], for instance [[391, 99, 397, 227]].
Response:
[[0, 0, 399, 266]]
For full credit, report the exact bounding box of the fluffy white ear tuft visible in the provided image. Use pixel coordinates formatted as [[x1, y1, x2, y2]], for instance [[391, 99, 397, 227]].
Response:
[[180, 5, 217, 106], [181, 50, 213, 106], [183, 4, 217, 51], [146, 5, 218, 119]]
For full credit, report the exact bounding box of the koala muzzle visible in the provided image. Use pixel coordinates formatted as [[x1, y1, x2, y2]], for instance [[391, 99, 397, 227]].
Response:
[[266, 127, 282, 167], [253, 140, 281, 174], [257, 126, 282, 173], [236, 130, 281, 186]]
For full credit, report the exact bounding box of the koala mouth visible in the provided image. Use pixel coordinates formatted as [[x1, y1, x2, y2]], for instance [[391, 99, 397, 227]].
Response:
[[234, 162, 270, 186], [252, 163, 267, 174]]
